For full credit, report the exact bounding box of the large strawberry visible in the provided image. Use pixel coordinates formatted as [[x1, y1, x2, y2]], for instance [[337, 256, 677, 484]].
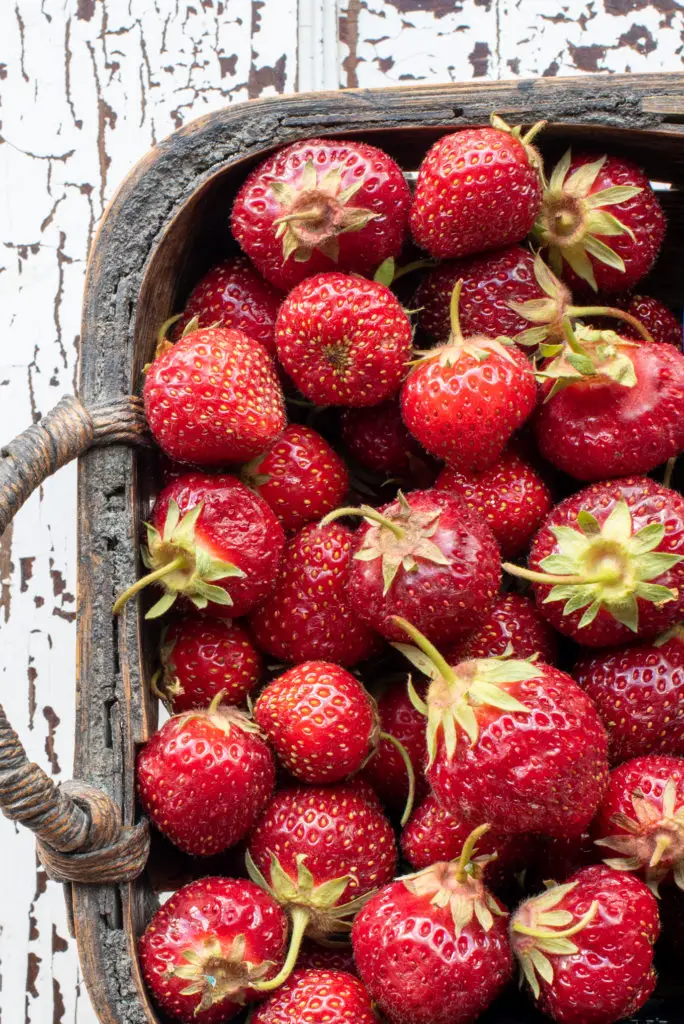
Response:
[[113, 472, 285, 620], [353, 826, 514, 1024], [410, 116, 543, 259], [137, 699, 275, 856], [144, 325, 285, 465], [138, 877, 288, 1023], [511, 865, 659, 1024], [251, 969, 377, 1024], [276, 272, 412, 407], [394, 618, 608, 836], [248, 521, 380, 666], [340, 398, 425, 476], [231, 138, 410, 291], [505, 477, 684, 647], [445, 592, 558, 664]]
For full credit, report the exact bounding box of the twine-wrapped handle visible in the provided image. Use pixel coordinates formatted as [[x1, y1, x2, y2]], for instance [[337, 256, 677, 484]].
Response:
[[0, 394, 151, 883]]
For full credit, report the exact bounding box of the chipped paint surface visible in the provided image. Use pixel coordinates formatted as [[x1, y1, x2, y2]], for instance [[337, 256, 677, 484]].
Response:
[[0, 1, 682, 1020]]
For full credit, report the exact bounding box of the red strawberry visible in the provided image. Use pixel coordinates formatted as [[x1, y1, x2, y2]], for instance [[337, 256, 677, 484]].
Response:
[[249, 522, 380, 667], [156, 617, 262, 712], [506, 477, 684, 648], [536, 150, 666, 294], [138, 877, 288, 1023], [573, 628, 684, 764], [363, 678, 429, 812], [276, 272, 412, 407], [251, 969, 376, 1024], [394, 618, 608, 837], [143, 326, 285, 465], [296, 942, 357, 976], [445, 593, 558, 664], [340, 399, 424, 476], [511, 865, 659, 1024], [137, 701, 275, 856], [611, 292, 682, 347], [114, 472, 285, 620], [175, 257, 282, 356], [436, 447, 552, 558], [241, 424, 348, 532], [401, 281, 537, 470], [353, 826, 514, 1024], [231, 138, 410, 291], [410, 117, 543, 259], [593, 755, 684, 893]]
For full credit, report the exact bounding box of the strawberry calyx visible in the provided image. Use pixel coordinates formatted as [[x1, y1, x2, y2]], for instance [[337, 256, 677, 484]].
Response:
[[413, 279, 518, 369], [536, 322, 640, 400], [112, 500, 245, 619], [489, 113, 546, 175], [654, 622, 684, 648], [503, 500, 683, 634], [170, 934, 276, 1012]]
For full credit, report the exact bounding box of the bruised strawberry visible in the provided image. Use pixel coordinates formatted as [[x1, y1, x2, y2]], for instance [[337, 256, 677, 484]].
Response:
[[445, 593, 558, 664], [251, 969, 376, 1024]]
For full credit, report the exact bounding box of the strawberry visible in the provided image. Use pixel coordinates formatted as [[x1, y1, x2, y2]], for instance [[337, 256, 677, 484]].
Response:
[[611, 292, 682, 347], [155, 616, 262, 713], [593, 755, 684, 893], [175, 257, 282, 356], [362, 678, 430, 813], [527, 832, 598, 889], [143, 325, 285, 465], [231, 138, 410, 291], [436, 447, 552, 558], [536, 150, 666, 294], [251, 969, 377, 1024], [113, 472, 285, 620], [410, 116, 544, 259], [573, 628, 684, 763], [340, 399, 424, 476], [394, 618, 608, 837], [401, 281, 537, 470], [137, 700, 274, 856], [325, 489, 500, 644], [248, 522, 380, 667], [241, 424, 348, 531], [138, 877, 288, 1023], [275, 272, 412, 407], [506, 477, 684, 648], [511, 865, 659, 1024], [296, 942, 357, 976], [445, 592, 558, 664], [352, 826, 514, 1024]]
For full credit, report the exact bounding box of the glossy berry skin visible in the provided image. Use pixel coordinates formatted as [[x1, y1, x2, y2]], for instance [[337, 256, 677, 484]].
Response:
[[242, 424, 349, 531], [136, 705, 275, 856], [445, 593, 557, 664], [363, 679, 429, 811], [176, 257, 282, 356], [535, 340, 684, 481], [253, 662, 378, 783], [138, 877, 288, 1024], [573, 634, 684, 763], [251, 969, 377, 1024], [296, 943, 357, 976], [249, 522, 380, 667], [416, 246, 545, 343], [613, 292, 682, 347], [231, 138, 410, 291], [276, 273, 412, 407], [144, 326, 285, 465], [340, 399, 423, 475], [436, 448, 552, 558], [158, 617, 262, 712], [410, 127, 542, 259]]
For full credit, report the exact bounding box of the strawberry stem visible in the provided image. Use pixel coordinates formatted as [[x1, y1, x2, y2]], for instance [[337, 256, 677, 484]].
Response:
[[391, 617, 457, 686], [449, 280, 464, 344], [319, 506, 405, 540], [112, 556, 185, 615], [649, 834, 672, 868], [455, 824, 491, 884], [513, 900, 599, 939], [502, 562, 621, 587], [568, 305, 654, 344], [253, 906, 309, 992], [664, 457, 676, 490], [150, 669, 170, 706], [380, 732, 416, 827]]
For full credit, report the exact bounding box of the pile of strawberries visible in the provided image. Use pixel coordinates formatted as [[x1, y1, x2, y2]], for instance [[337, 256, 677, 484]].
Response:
[[117, 118, 684, 1024]]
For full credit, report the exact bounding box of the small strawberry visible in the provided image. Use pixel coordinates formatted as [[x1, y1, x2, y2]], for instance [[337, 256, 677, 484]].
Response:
[[241, 424, 348, 531], [340, 399, 424, 476], [155, 617, 262, 713], [573, 627, 684, 763], [113, 472, 285, 620], [394, 618, 608, 837], [251, 969, 377, 1024], [410, 115, 544, 259], [436, 447, 552, 558], [137, 699, 275, 856], [353, 826, 514, 1024], [511, 865, 659, 1024], [248, 522, 380, 667], [275, 272, 412, 407], [362, 677, 430, 813], [505, 477, 684, 647], [445, 593, 558, 664], [594, 755, 684, 893], [611, 292, 682, 347], [535, 150, 666, 293], [143, 325, 285, 465], [138, 877, 288, 1023], [296, 942, 357, 976]]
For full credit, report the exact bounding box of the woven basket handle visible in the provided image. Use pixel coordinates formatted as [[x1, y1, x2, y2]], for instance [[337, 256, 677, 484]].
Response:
[[0, 394, 151, 883]]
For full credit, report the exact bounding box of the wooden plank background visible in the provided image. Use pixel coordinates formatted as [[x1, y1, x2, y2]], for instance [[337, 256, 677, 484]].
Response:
[[0, 1, 682, 1021]]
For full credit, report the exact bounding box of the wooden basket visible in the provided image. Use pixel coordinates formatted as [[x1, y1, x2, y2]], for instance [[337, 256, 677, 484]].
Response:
[[0, 74, 683, 1024]]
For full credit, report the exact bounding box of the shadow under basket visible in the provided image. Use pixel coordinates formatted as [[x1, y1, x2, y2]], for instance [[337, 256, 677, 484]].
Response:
[[0, 74, 683, 1024]]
